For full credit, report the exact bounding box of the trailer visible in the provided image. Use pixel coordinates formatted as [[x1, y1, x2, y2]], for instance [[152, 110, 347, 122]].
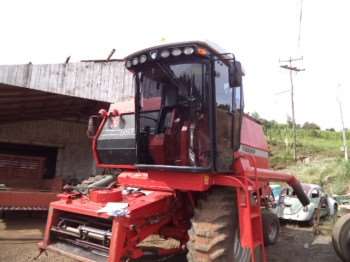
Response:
[[38, 41, 309, 262]]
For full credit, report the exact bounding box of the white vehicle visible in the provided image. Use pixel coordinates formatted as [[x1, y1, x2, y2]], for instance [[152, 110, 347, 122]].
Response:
[[277, 183, 338, 224], [269, 184, 282, 215], [270, 184, 282, 202]]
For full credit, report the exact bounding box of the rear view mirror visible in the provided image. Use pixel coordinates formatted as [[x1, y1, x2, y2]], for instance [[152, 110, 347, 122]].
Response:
[[229, 61, 243, 87], [86, 115, 101, 138]]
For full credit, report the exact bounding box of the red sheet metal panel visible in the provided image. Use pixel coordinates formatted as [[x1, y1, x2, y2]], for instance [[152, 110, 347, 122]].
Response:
[[240, 115, 269, 151], [0, 190, 58, 209]]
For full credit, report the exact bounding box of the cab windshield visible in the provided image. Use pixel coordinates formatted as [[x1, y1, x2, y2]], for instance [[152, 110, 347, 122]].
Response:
[[135, 60, 211, 168]]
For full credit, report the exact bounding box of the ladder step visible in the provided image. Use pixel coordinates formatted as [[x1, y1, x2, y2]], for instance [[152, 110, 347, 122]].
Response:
[[247, 241, 263, 250], [250, 213, 260, 219], [253, 241, 263, 248], [248, 187, 257, 192]]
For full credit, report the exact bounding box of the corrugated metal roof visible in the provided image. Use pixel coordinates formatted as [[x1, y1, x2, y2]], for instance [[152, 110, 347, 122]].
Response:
[[0, 61, 133, 103], [0, 85, 108, 123]]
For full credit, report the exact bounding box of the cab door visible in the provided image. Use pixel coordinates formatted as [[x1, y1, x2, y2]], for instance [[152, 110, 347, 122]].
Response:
[[214, 60, 233, 172]]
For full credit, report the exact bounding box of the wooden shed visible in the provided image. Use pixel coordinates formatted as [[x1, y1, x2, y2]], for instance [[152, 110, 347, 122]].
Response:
[[0, 61, 132, 210]]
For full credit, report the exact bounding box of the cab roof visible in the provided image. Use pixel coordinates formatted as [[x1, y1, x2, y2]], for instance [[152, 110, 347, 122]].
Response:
[[124, 40, 235, 62]]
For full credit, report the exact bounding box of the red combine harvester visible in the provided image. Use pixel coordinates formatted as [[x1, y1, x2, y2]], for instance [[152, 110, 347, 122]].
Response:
[[39, 41, 309, 262]]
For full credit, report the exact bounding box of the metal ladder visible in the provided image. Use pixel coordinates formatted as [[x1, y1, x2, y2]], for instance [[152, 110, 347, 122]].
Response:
[[237, 156, 267, 262]]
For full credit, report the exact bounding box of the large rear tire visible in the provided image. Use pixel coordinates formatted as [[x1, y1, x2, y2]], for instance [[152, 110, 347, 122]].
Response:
[[186, 188, 251, 262], [332, 213, 350, 262]]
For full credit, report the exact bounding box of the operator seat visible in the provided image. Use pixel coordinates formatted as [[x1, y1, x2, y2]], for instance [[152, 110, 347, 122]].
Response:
[[148, 86, 184, 165]]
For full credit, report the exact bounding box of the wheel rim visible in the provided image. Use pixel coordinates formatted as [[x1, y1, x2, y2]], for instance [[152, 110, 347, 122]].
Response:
[[233, 230, 240, 255], [233, 227, 251, 261], [268, 222, 278, 241]]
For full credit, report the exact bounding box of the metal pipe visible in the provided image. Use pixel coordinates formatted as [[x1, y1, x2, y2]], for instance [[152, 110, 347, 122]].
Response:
[[65, 226, 80, 235], [253, 168, 310, 206], [80, 225, 111, 239], [54, 224, 111, 242], [87, 175, 115, 189]]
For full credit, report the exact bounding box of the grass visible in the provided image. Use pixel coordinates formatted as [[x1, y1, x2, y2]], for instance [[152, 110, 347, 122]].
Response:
[[263, 123, 350, 195], [286, 158, 350, 195]]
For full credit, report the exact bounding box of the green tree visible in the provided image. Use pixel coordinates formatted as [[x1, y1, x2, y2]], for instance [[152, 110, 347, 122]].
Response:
[[302, 122, 320, 130]]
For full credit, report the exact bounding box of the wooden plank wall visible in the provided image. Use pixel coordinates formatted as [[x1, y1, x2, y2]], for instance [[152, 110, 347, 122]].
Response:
[[0, 62, 133, 103]]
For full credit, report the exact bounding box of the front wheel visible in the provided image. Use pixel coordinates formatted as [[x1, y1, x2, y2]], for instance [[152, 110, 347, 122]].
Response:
[[307, 211, 316, 227], [186, 188, 252, 262], [333, 204, 338, 216], [262, 210, 280, 246]]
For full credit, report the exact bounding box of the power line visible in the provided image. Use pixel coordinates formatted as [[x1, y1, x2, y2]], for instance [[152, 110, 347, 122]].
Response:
[[274, 89, 291, 96], [279, 57, 304, 64], [297, 0, 304, 49]]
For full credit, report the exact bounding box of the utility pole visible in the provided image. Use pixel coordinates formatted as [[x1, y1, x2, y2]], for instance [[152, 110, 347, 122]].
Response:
[[279, 57, 305, 161], [337, 97, 348, 161]]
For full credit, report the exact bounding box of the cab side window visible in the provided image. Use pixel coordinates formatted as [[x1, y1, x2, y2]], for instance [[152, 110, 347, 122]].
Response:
[[215, 60, 233, 172]]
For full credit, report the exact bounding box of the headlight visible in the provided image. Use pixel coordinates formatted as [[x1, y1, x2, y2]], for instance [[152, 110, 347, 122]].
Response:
[[150, 51, 157, 60], [126, 60, 132, 68], [197, 47, 208, 56], [139, 55, 147, 64], [184, 47, 195, 55], [160, 50, 170, 58], [171, 48, 182, 56], [132, 57, 138, 66]]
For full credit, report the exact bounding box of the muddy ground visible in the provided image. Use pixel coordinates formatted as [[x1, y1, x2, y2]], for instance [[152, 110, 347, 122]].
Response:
[[0, 212, 341, 262]]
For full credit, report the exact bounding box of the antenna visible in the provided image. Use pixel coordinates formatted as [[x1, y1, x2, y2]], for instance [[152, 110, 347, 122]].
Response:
[[107, 49, 116, 61], [65, 56, 71, 64]]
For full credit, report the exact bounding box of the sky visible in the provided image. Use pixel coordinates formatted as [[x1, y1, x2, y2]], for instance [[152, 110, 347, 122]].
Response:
[[1, 0, 349, 130]]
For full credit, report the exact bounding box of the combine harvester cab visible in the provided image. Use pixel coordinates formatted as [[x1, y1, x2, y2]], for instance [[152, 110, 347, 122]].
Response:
[[39, 41, 309, 262]]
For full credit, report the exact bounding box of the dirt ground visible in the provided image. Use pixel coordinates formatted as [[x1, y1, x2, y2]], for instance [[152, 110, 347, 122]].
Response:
[[0, 212, 341, 262], [267, 222, 341, 262]]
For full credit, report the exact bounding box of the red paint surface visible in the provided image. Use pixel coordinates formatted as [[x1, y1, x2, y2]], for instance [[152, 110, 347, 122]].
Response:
[[241, 115, 269, 151]]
